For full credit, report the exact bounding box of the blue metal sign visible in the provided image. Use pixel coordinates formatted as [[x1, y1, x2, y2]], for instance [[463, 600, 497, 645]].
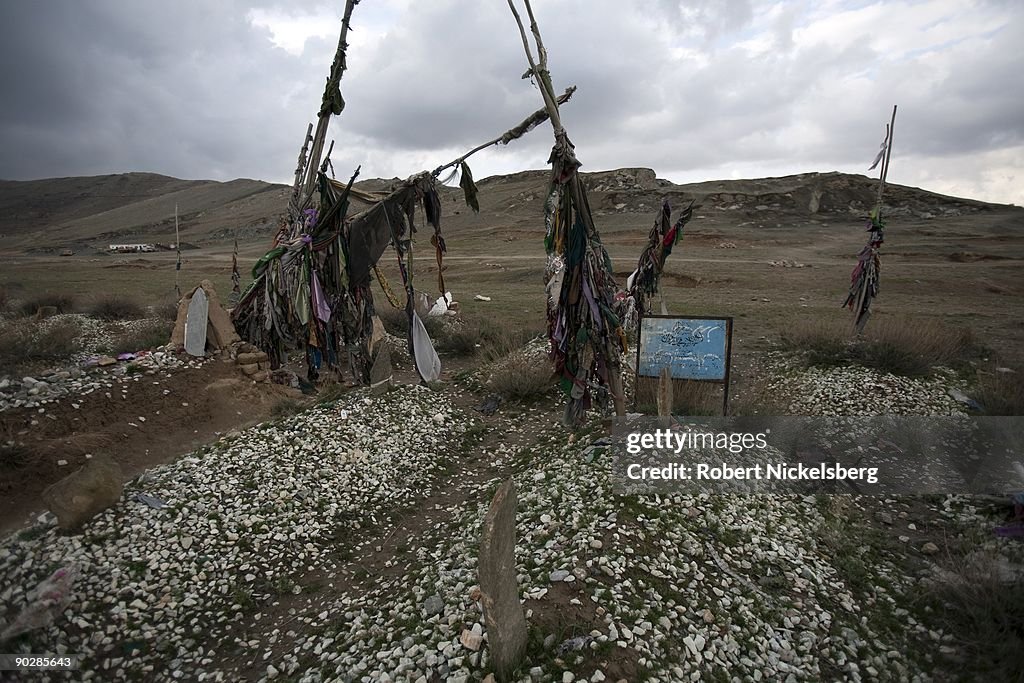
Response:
[[637, 316, 732, 382]]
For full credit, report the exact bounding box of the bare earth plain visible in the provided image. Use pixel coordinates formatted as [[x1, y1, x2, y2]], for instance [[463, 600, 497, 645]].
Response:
[[0, 168, 1022, 682]]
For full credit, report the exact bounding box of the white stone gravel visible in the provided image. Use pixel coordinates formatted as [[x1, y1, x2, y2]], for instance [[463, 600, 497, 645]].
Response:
[[1, 342, 1018, 683], [761, 352, 967, 416], [280, 424, 926, 683], [0, 314, 202, 412], [0, 383, 468, 681]]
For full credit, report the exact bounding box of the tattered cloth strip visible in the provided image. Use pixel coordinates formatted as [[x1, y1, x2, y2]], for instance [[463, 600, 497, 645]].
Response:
[[543, 132, 627, 426], [338, 173, 443, 290], [842, 210, 884, 333], [232, 169, 358, 376], [318, 2, 356, 117], [458, 161, 479, 213], [373, 263, 403, 309], [623, 199, 694, 323], [500, 86, 576, 145], [232, 169, 453, 385]]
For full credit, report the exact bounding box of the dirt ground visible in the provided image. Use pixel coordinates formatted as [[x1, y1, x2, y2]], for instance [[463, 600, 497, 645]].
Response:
[[0, 359, 303, 534], [2, 168, 1021, 534]]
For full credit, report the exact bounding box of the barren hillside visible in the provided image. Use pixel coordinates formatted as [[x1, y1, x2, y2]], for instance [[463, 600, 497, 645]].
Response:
[[2, 169, 1017, 257]]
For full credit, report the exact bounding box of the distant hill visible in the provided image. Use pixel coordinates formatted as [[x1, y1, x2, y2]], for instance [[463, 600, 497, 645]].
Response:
[[1, 169, 1016, 253], [0, 172, 289, 251]]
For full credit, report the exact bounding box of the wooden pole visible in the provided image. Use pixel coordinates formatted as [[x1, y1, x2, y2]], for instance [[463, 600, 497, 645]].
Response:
[[508, 0, 626, 419], [174, 203, 181, 298], [875, 105, 898, 215], [289, 122, 314, 218], [430, 86, 576, 178], [657, 367, 673, 427], [299, 0, 358, 212]]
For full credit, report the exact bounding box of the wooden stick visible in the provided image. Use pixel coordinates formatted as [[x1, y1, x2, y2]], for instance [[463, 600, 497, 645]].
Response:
[[300, 0, 358, 209], [525, 0, 567, 136], [507, 0, 562, 133], [290, 122, 313, 215], [874, 123, 890, 208], [875, 105, 898, 214], [430, 86, 576, 178], [657, 367, 673, 427]]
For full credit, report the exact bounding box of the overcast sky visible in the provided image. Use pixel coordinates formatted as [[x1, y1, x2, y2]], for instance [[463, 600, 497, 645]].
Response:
[[1, 0, 1021, 204]]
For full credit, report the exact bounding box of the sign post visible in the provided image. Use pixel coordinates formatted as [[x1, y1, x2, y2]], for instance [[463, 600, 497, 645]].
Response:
[[635, 315, 734, 416]]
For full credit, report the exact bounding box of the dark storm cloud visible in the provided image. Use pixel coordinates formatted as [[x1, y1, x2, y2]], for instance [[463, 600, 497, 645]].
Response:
[[0, 0, 311, 182], [0, 1, 1021, 203]]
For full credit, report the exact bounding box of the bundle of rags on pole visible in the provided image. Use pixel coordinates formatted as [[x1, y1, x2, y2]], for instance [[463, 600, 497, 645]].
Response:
[[619, 198, 696, 328], [506, 0, 628, 427], [843, 105, 897, 333], [232, 0, 577, 385]]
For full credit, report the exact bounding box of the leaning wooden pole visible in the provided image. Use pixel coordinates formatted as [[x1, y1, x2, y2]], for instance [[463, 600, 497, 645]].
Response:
[[875, 105, 898, 212], [843, 105, 897, 334], [297, 0, 358, 219], [508, 0, 627, 425], [289, 123, 314, 219]]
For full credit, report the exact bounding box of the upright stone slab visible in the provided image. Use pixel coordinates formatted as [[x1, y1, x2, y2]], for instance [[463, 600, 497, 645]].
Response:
[[369, 347, 392, 384], [368, 315, 386, 357], [478, 479, 527, 681], [657, 367, 673, 428], [184, 287, 209, 357]]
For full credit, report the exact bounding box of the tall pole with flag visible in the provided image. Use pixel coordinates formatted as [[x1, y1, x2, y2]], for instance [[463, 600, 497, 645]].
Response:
[[843, 105, 897, 333]]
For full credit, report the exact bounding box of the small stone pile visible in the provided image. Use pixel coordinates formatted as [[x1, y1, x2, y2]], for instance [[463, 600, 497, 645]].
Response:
[[232, 342, 271, 383]]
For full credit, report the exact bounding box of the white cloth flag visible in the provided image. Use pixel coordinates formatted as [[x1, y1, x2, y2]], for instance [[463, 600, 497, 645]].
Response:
[[869, 137, 887, 171]]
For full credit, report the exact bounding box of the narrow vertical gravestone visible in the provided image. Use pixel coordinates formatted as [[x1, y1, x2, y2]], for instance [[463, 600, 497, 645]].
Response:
[[478, 479, 527, 681], [657, 366, 673, 427], [184, 287, 209, 357]]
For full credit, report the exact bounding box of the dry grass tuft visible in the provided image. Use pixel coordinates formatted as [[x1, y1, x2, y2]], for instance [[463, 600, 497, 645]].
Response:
[[487, 352, 554, 403], [272, 397, 305, 419], [781, 317, 976, 377], [89, 295, 145, 321], [151, 299, 181, 322], [316, 381, 348, 404], [0, 319, 81, 373], [18, 293, 77, 317], [112, 320, 172, 354], [476, 318, 543, 363], [633, 376, 722, 416], [926, 548, 1024, 680], [975, 369, 1024, 416]]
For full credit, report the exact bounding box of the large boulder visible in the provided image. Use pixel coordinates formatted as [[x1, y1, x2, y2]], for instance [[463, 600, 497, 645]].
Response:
[[41, 454, 123, 531], [478, 479, 527, 681]]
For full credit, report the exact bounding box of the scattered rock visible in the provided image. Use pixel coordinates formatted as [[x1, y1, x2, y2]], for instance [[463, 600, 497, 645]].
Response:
[[423, 595, 444, 617], [41, 453, 123, 531], [460, 628, 482, 651]]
